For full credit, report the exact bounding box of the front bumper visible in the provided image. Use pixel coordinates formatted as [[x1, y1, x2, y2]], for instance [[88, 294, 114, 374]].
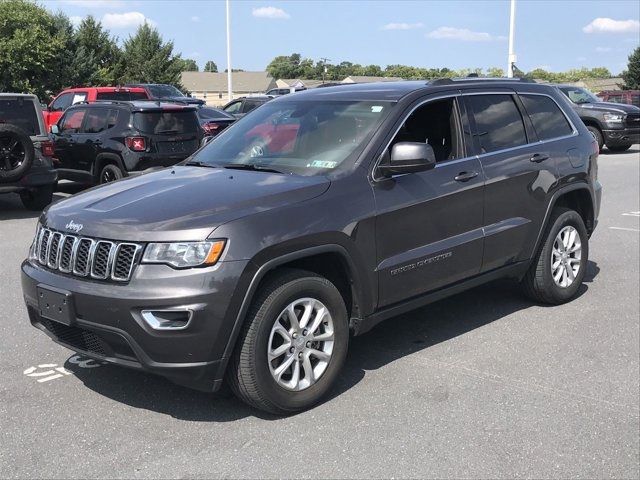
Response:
[[21, 258, 248, 391], [602, 127, 640, 147]]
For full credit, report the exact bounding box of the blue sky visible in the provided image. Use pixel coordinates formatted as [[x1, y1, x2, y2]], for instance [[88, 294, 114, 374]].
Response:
[[43, 0, 640, 74]]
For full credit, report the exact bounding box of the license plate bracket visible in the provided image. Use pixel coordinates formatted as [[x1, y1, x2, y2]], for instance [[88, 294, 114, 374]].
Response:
[[37, 284, 75, 326]]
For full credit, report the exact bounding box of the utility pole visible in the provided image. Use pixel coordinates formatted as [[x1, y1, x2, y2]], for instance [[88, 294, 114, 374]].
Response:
[[320, 57, 330, 84], [226, 0, 233, 100], [507, 0, 516, 78]]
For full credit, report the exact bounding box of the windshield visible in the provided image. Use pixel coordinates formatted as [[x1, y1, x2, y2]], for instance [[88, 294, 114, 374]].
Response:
[[0, 97, 40, 135], [133, 111, 200, 134], [188, 100, 392, 176], [559, 87, 600, 104], [147, 85, 185, 98]]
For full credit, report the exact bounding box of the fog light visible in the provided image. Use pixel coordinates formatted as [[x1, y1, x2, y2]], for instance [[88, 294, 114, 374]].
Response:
[[141, 309, 192, 330]]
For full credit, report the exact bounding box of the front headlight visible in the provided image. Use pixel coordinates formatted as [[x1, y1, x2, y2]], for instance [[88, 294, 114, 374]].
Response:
[[603, 113, 624, 124], [142, 240, 226, 268]]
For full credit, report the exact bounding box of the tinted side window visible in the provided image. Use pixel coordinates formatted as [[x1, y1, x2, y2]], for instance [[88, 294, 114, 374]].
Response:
[[467, 94, 527, 153], [631, 95, 640, 107], [50, 93, 73, 112], [60, 109, 86, 133], [81, 108, 109, 134], [242, 100, 260, 114], [520, 94, 573, 141], [224, 101, 242, 114]]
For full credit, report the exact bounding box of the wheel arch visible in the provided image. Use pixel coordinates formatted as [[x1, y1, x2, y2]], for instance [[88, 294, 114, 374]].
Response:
[[217, 244, 366, 378], [93, 153, 125, 181]]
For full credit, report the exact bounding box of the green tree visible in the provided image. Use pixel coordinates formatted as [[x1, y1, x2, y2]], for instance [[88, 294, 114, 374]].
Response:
[[180, 58, 198, 71], [0, 0, 69, 98], [622, 47, 640, 90], [116, 23, 184, 86], [486, 67, 505, 78], [73, 15, 120, 84], [204, 60, 218, 72]]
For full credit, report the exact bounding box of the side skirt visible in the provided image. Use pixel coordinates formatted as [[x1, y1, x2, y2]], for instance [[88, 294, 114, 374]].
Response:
[[352, 261, 530, 336]]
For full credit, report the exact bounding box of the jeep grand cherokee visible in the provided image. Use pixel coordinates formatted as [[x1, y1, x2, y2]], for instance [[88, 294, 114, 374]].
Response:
[[22, 78, 602, 414]]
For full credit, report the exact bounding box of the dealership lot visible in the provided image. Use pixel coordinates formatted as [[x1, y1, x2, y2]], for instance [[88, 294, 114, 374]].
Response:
[[1, 148, 638, 479]]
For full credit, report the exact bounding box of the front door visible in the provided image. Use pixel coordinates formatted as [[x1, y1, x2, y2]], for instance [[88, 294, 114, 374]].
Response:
[[373, 95, 485, 308]]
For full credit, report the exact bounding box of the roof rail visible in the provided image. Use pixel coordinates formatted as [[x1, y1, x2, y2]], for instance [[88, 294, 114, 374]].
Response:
[[430, 77, 535, 85]]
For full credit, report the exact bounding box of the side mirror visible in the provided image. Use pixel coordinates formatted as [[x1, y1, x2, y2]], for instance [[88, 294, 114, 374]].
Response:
[[50, 124, 59, 135], [377, 142, 436, 177]]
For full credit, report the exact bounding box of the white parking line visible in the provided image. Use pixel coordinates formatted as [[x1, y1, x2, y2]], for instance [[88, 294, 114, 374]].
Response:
[[622, 211, 640, 217], [609, 227, 640, 232]]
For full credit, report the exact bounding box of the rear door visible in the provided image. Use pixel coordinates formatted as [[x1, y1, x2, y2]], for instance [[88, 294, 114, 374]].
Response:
[[463, 90, 569, 272], [373, 94, 485, 307], [74, 107, 111, 171]]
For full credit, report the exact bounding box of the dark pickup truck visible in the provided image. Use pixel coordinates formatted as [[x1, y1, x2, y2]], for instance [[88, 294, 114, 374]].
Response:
[[556, 84, 640, 152], [22, 78, 602, 414]]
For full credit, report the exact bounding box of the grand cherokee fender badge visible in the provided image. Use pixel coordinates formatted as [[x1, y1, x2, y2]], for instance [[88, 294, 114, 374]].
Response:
[[65, 220, 83, 233], [390, 252, 453, 276]]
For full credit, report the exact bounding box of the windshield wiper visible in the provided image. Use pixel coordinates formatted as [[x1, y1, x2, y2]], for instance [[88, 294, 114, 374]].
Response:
[[184, 160, 218, 168], [222, 163, 286, 174]]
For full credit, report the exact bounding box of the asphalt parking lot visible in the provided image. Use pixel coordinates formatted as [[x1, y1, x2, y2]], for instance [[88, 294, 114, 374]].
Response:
[[1, 147, 638, 479]]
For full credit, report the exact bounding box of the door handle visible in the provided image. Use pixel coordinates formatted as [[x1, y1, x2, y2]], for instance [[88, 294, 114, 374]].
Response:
[[454, 171, 479, 182], [530, 153, 549, 163]]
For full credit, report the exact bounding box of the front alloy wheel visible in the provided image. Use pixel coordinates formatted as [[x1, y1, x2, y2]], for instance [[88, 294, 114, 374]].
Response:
[[268, 298, 335, 391]]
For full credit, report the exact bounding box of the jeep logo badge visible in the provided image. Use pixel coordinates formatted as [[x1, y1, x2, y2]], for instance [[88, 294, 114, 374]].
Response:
[[65, 220, 83, 233]]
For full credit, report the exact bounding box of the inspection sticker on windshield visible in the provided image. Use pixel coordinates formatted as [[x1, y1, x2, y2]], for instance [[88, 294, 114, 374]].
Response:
[[371, 106, 384, 113], [309, 160, 338, 169]]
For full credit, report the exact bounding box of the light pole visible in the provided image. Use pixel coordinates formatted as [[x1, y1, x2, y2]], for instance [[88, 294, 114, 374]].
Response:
[[507, 0, 516, 78], [320, 57, 330, 84], [226, 0, 233, 100]]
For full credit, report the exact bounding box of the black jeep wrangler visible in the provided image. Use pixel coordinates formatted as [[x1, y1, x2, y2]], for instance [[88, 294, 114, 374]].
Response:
[[0, 94, 57, 210], [22, 78, 602, 414], [557, 84, 640, 152]]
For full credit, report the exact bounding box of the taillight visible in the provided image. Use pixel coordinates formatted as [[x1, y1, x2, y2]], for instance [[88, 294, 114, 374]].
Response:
[[41, 140, 55, 157], [126, 136, 146, 152], [203, 122, 222, 135]]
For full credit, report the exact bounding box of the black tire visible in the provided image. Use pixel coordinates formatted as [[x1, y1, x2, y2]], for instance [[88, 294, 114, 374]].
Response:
[[521, 207, 589, 305], [606, 143, 632, 153], [0, 124, 35, 183], [19, 184, 54, 211], [586, 126, 604, 152], [99, 163, 123, 184], [227, 269, 349, 414]]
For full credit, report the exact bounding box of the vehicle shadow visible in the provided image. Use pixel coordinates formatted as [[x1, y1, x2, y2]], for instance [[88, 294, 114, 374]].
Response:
[[602, 146, 639, 155], [65, 260, 599, 422]]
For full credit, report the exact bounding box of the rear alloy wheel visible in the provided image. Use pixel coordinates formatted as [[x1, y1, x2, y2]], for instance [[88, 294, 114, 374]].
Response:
[[99, 163, 123, 184], [522, 207, 589, 304], [227, 269, 349, 414]]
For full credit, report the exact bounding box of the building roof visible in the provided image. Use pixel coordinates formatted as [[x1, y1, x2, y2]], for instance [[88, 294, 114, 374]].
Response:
[[181, 71, 276, 93], [342, 76, 404, 83], [276, 79, 331, 89]]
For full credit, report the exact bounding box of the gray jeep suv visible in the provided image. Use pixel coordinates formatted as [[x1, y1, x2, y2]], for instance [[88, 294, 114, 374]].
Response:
[[22, 78, 602, 414]]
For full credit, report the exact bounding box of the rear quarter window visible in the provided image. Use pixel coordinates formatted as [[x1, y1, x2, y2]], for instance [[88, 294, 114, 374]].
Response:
[[0, 98, 40, 135], [133, 111, 200, 134], [520, 94, 573, 141]]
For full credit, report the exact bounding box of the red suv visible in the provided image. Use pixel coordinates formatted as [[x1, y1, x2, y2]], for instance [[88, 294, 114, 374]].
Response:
[[43, 87, 149, 131], [597, 90, 640, 107]]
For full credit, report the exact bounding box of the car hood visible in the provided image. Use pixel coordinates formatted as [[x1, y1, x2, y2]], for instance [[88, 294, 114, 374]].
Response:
[[579, 101, 640, 114], [42, 166, 330, 242]]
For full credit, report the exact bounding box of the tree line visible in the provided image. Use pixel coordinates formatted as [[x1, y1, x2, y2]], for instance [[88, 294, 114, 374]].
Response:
[[267, 52, 639, 88]]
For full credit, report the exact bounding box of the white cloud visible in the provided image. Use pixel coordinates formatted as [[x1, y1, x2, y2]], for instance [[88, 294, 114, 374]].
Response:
[[252, 6, 290, 19], [583, 18, 640, 34], [102, 11, 154, 29], [595, 46, 612, 52], [191, 16, 200, 22], [60, 0, 126, 8], [70, 15, 83, 27], [427, 27, 506, 42], [381, 22, 423, 31]]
